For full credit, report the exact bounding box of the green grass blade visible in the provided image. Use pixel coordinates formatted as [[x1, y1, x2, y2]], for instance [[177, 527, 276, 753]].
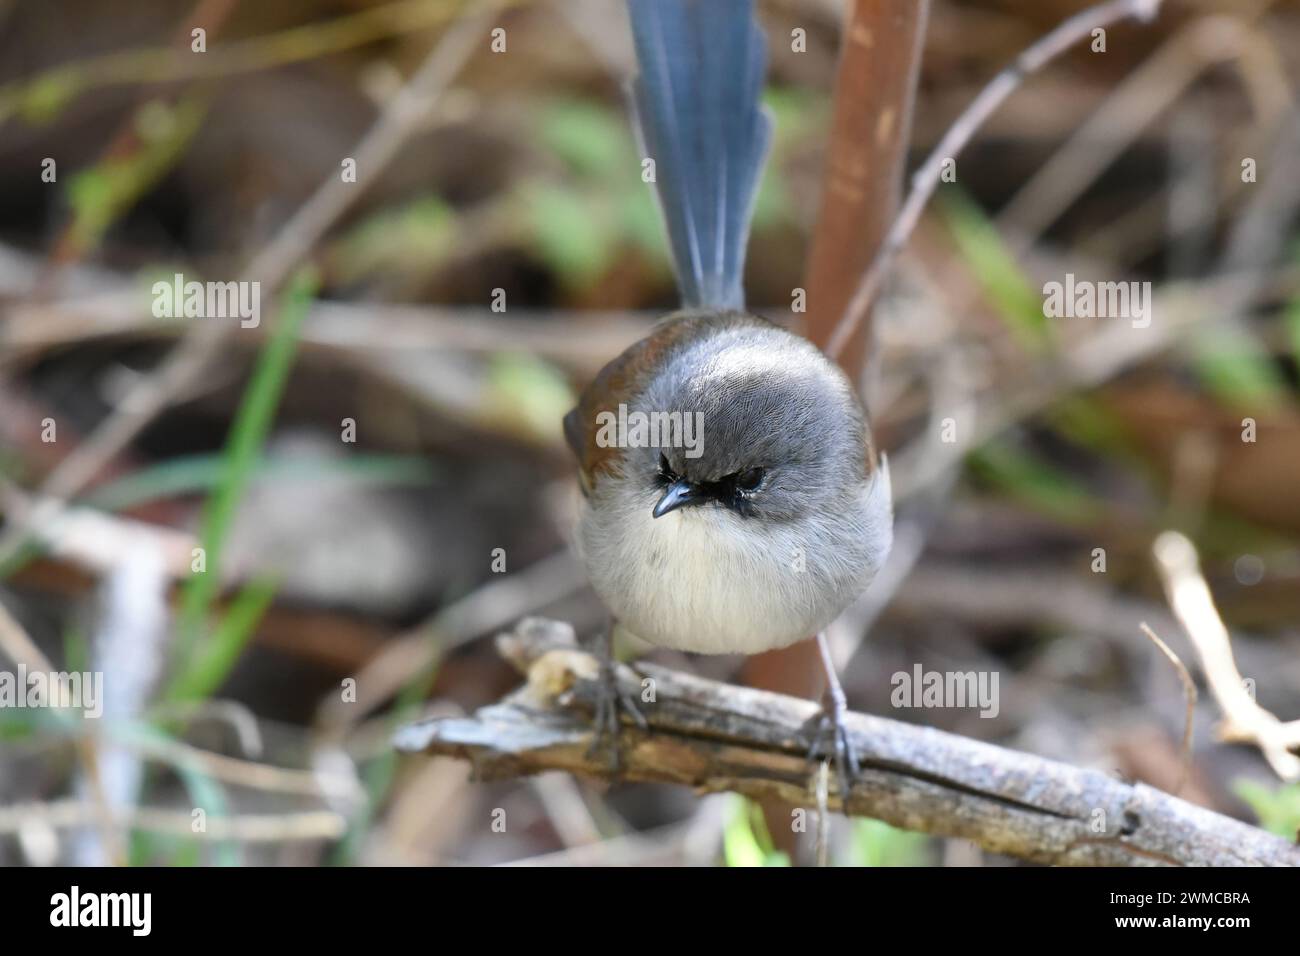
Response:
[[82, 452, 437, 512], [166, 576, 278, 702], [176, 269, 316, 666]]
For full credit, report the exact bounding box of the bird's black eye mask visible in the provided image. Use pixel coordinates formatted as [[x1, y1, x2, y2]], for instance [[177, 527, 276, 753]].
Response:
[[656, 453, 766, 516]]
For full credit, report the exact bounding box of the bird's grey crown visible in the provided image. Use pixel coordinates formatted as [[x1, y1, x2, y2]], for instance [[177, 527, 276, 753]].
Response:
[[632, 312, 867, 521]]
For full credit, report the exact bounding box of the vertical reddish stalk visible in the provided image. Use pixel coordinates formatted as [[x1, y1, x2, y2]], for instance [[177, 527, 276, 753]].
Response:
[[742, 0, 928, 861], [802, 0, 929, 378]]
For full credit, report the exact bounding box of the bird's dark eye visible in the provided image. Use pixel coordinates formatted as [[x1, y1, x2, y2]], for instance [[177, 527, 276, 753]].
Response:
[[658, 453, 676, 480], [734, 467, 765, 491]]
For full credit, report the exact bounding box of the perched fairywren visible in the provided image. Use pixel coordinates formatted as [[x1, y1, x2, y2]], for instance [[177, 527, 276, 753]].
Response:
[[564, 0, 893, 780]]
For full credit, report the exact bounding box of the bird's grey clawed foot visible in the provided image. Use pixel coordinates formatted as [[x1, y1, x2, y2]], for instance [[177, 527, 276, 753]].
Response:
[[803, 692, 860, 801], [585, 649, 648, 773], [803, 632, 860, 802]]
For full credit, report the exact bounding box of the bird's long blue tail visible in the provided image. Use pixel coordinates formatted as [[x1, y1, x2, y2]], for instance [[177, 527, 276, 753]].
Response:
[[627, 0, 772, 311]]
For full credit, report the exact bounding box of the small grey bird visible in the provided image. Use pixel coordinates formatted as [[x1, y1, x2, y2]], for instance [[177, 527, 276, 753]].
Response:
[[564, 0, 893, 784], [570, 311, 892, 656]]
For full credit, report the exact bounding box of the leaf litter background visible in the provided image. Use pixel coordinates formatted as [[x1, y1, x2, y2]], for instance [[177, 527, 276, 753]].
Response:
[[0, 0, 1298, 865]]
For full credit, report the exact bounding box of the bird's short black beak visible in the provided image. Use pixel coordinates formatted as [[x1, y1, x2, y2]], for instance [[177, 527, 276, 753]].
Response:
[[653, 478, 705, 518]]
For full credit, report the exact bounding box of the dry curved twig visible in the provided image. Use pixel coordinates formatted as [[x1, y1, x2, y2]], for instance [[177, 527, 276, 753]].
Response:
[[826, 0, 1164, 358], [1152, 531, 1300, 781]]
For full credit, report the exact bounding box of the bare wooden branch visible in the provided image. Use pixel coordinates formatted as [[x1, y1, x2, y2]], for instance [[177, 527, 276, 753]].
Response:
[[395, 618, 1300, 867]]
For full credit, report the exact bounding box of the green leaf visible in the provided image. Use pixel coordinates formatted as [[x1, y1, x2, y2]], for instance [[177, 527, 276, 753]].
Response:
[[65, 97, 206, 254], [753, 88, 824, 230], [538, 100, 630, 178], [1048, 396, 1132, 457], [62, 623, 89, 676], [969, 440, 1103, 525], [1234, 779, 1300, 839], [1288, 286, 1300, 372], [485, 352, 575, 444], [722, 796, 790, 867], [1190, 327, 1289, 413], [848, 818, 929, 866], [526, 186, 616, 284], [941, 191, 1048, 350], [331, 194, 456, 283], [18, 69, 79, 123], [763, 88, 829, 147], [617, 187, 671, 263]]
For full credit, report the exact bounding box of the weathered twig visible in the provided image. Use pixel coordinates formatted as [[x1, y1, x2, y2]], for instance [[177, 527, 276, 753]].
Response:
[[0, 479, 196, 579], [1138, 622, 1197, 796], [395, 618, 1300, 867], [0, 801, 346, 843], [1152, 531, 1300, 781]]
